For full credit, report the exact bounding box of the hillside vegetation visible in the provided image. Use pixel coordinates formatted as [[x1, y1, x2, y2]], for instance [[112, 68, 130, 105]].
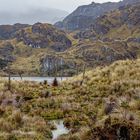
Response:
[[67, 3, 140, 69], [0, 23, 72, 75], [55, 0, 139, 30], [0, 58, 139, 139]]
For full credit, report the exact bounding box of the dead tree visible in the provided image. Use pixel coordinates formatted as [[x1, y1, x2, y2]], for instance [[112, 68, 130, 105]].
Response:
[[8, 72, 11, 90], [18, 70, 24, 80], [54, 59, 58, 78], [60, 57, 63, 81]]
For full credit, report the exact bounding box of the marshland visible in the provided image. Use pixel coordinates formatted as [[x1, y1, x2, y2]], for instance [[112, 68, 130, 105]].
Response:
[[0, 59, 139, 139]]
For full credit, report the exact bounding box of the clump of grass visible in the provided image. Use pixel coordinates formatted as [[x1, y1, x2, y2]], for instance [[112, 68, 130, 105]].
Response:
[[12, 110, 23, 125], [0, 119, 14, 132], [0, 106, 5, 116], [128, 114, 135, 121]]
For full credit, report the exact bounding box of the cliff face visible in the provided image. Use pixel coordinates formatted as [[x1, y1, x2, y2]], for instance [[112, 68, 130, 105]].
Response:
[[0, 41, 15, 69], [40, 55, 77, 76], [55, 0, 139, 31]]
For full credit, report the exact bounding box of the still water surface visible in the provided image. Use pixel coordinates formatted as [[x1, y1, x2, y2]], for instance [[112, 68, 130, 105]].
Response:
[[4, 77, 69, 83], [52, 120, 69, 140]]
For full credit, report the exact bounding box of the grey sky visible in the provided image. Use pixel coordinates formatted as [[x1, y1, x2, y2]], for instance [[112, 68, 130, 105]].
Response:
[[0, 0, 120, 12], [0, 0, 121, 24]]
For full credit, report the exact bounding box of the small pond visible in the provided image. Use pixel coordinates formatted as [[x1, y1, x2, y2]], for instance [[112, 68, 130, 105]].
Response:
[[52, 120, 69, 140]]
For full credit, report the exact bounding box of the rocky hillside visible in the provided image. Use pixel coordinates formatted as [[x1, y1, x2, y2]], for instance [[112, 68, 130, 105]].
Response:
[[55, 0, 139, 30], [73, 3, 140, 40], [15, 23, 72, 51], [0, 23, 29, 40], [0, 23, 72, 75], [0, 23, 71, 51], [66, 3, 140, 68], [38, 2, 140, 76]]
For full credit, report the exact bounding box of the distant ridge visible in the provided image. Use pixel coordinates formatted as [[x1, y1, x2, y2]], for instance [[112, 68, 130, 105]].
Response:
[[55, 0, 139, 30]]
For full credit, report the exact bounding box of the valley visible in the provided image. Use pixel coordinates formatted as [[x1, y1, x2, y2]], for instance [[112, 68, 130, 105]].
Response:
[[0, 0, 140, 139]]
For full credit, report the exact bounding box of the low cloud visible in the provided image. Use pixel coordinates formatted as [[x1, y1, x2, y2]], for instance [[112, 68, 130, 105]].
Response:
[[0, 0, 120, 24]]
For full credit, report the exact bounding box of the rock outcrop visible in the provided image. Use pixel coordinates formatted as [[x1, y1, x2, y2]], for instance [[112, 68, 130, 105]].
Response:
[[16, 23, 72, 51]]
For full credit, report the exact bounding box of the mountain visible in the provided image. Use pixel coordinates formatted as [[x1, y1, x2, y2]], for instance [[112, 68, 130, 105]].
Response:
[[0, 8, 68, 25], [55, 0, 139, 30], [74, 3, 140, 40], [0, 23, 72, 75], [0, 2, 140, 76], [51, 3, 140, 75], [68, 3, 140, 68]]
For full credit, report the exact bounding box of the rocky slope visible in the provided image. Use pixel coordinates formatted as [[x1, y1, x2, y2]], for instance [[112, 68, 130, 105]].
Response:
[[73, 3, 140, 40], [67, 3, 140, 68], [15, 23, 72, 51], [0, 23, 72, 74], [55, 0, 139, 30], [0, 23, 29, 40], [0, 23, 72, 51], [28, 3, 140, 76]]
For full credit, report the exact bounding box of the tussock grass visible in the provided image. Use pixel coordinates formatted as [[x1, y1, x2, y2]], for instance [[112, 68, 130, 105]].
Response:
[[0, 59, 139, 139]]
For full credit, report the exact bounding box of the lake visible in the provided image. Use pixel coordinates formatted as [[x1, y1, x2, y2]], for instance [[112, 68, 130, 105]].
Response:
[[3, 77, 69, 83]]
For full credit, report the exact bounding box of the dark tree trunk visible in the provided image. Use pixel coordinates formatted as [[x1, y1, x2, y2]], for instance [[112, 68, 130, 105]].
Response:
[[8, 73, 11, 91]]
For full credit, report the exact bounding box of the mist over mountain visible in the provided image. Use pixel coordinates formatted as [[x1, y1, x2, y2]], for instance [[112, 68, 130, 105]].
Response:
[[55, 0, 139, 30], [0, 7, 69, 25]]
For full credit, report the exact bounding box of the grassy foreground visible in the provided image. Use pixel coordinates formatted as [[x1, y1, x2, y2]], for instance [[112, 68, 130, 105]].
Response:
[[0, 59, 140, 140]]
